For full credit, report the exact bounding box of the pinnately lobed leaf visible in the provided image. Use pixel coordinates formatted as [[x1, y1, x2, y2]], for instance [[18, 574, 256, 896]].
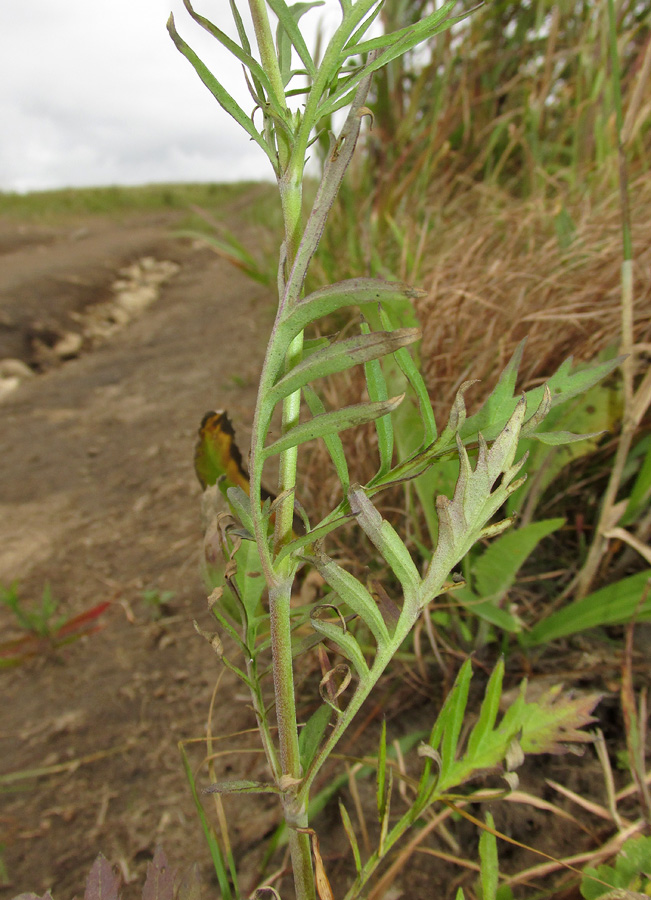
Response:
[[422, 661, 600, 798], [461, 342, 624, 444], [516, 683, 601, 754], [421, 397, 529, 601]]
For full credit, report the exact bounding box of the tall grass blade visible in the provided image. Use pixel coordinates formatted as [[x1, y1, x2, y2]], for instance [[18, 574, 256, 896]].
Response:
[[524, 570, 651, 646]]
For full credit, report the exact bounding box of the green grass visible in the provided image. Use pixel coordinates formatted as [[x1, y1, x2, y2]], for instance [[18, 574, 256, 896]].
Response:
[[0, 181, 272, 222]]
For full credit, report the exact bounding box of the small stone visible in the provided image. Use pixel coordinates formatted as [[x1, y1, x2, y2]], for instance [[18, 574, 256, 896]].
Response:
[[0, 358, 35, 379], [53, 331, 83, 359]]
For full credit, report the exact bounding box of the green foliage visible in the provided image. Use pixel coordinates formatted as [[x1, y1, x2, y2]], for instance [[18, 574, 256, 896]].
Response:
[[524, 569, 651, 646], [141, 589, 175, 620], [478, 813, 499, 900], [176, 222, 274, 287], [0, 182, 258, 221], [340, 657, 599, 898], [419, 658, 599, 796], [0, 581, 60, 638], [621, 434, 651, 527], [581, 835, 651, 900], [452, 518, 565, 633]]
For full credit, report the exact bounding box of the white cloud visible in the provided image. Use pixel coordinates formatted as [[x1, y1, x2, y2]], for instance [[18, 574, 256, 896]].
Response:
[[1, 0, 344, 192]]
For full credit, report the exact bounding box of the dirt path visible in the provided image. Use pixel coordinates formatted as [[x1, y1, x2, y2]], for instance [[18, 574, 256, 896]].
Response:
[[0, 209, 277, 897]]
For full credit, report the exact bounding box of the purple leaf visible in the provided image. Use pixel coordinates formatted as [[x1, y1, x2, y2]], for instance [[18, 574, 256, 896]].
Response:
[[142, 847, 175, 900], [84, 854, 121, 900], [11, 894, 54, 900]]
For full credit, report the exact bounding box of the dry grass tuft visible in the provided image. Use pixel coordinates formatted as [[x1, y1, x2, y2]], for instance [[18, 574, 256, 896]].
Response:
[[417, 175, 651, 419]]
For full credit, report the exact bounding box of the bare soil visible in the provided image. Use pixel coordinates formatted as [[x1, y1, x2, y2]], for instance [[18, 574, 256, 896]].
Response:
[[0, 206, 278, 897], [0, 203, 646, 900]]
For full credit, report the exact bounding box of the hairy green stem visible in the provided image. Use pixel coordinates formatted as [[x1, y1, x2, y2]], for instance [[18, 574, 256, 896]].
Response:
[[248, 0, 290, 168]]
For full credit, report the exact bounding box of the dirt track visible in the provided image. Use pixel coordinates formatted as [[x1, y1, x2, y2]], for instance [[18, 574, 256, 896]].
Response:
[[0, 208, 280, 897]]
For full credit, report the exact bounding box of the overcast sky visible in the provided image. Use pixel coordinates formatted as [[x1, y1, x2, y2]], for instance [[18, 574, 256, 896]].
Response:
[[1, 1, 343, 193]]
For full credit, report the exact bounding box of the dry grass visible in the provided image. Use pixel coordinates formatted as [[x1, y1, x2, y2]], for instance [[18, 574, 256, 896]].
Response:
[[417, 173, 651, 420]]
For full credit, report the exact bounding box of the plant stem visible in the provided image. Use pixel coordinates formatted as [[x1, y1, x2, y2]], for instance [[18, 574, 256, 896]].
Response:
[[574, 0, 635, 599], [248, 0, 290, 169]]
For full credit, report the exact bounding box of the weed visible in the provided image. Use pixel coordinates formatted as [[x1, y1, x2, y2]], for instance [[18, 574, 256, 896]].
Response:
[[165, 3, 617, 898], [0, 582, 110, 667], [141, 589, 176, 620], [581, 835, 651, 899], [1, 581, 61, 639]]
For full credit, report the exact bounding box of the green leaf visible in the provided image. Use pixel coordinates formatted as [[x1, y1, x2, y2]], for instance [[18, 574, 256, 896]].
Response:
[[440, 659, 472, 781], [276, 513, 354, 565], [277, 279, 425, 357], [424, 662, 600, 798], [507, 376, 622, 516], [167, 15, 275, 168], [303, 386, 350, 493], [268, 0, 318, 80], [348, 486, 421, 604], [523, 570, 651, 646], [360, 321, 394, 476], [422, 398, 529, 602], [263, 395, 404, 459], [319, 2, 463, 119], [229, 0, 252, 54], [473, 518, 565, 599], [309, 611, 369, 677], [180, 0, 277, 108], [339, 801, 362, 875], [529, 430, 606, 445], [515, 683, 601, 754], [231, 538, 267, 621], [342, 2, 384, 54], [269, 328, 419, 402], [376, 718, 388, 819], [450, 586, 524, 632], [312, 549, 390, 648], [622, 437, 651, 525], [462, 352, 624, 445], [479, 812, 499, 900], [378, 306, 437, 445], [341, 0, 458, 59], [275, 1, 323, 86], [226, 486, 256, 536], [175, 228, 271, 286], [299, 704, 332, 770], [180, 743, 234, 900], [204, 779, 281, 795], [581, 835, 651, 899], [466, 660, 504, 759]]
